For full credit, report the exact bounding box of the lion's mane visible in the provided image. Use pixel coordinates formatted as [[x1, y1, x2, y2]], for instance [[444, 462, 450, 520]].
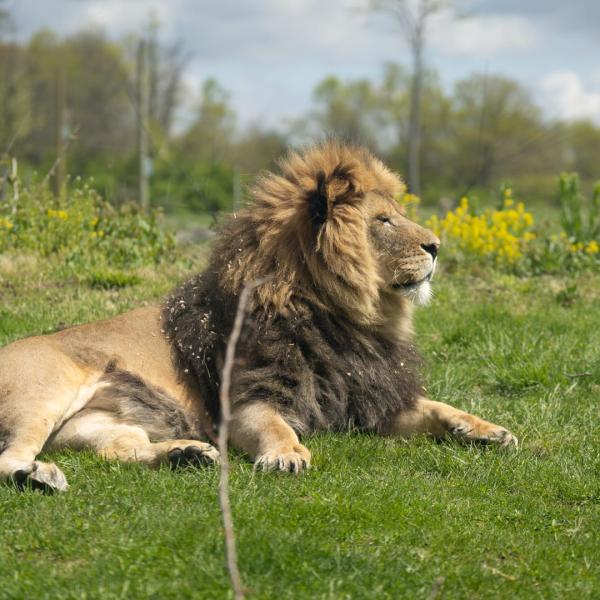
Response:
[[162, 142, 423, 434]]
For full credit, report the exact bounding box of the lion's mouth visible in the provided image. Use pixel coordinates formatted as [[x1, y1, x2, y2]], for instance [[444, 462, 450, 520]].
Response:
[[390, 271, 433, 292]]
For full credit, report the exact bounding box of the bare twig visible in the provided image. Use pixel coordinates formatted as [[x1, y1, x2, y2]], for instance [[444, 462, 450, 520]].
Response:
[[218, 276, 270, 600], [483, 564, 518, 581], [427, 575, 445, 599], [41, 127, 78, 188], [8, 157, 19, 215], [564, 371, 592, 379]]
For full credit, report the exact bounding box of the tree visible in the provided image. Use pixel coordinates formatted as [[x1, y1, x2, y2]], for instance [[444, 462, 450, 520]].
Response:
[[0, 2, 30, 154], [449, 73, 561, 194], [232, 126, 288, 174], [308, 76, 381, 149], [180, 79, 235, 162], [13, 31, 134, 172], [371, 0, 460, 196], [145, 20, 190, 137], [567, 120, 600, 182], [0, 0, 10, 36], [0, 42, 31, 153]]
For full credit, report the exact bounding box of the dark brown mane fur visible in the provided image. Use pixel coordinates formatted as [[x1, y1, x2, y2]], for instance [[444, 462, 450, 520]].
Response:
[[162, 141, 423, 434]]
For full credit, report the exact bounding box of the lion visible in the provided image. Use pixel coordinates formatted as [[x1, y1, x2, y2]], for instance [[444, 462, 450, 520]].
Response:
[[0, 141, 516, 492]]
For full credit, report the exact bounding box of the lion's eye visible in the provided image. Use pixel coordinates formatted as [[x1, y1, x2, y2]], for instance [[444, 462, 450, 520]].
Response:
[[377, 216, 393, 225]]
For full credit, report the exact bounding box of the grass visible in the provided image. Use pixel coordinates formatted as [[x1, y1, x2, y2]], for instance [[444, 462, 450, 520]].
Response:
[[1, 249, 599, 599]]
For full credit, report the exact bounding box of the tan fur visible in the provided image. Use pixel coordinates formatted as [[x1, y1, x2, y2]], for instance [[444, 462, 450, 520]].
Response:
[[218, 142, 407, 324], [0, 307, 215, 490], [0, 142, 516, 491]]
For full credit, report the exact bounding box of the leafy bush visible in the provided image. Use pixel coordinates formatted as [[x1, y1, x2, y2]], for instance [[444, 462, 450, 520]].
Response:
[[558, 173, 600, 243], [152, 157, 235, 218], [0, 176, 174, 268], [86, 269, 142, 289]]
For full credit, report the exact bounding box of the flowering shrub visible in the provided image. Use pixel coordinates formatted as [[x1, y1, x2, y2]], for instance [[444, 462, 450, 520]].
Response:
[[0, 178, 174, 268], [425, 190, 535, 267], [400, 180, 599, 273]]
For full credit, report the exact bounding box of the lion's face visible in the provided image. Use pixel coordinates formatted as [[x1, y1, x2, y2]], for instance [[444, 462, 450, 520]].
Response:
[[363, 193, 440, 306], [228, 141, 441, 326]]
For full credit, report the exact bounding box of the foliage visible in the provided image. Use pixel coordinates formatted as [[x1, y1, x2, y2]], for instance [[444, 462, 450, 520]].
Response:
[[0, 176, 174, 268], [179, 78, 236, 163], [86, 268, 142, 289], [152, 155, 235, 217], [558, 173, 600, 243]]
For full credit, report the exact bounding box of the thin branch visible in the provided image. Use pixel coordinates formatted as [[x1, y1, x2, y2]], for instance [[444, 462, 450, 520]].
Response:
[[218, 276, 270, 600], [41, 127, 78, 187], [428, 575, 446, 600]]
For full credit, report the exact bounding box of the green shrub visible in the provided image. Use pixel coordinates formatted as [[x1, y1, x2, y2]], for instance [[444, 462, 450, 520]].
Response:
[[152, 157, 235, 219], [558, 173, 600, 243], [86, 269, 142, 289], [0, 176, 174, 268]]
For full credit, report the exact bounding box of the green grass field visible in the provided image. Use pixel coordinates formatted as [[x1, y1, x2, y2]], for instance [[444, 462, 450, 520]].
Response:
[[1, 250, 599, 599]]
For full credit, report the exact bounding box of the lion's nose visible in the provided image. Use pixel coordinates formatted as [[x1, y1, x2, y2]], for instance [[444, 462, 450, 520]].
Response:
[[421, 242, 439, 260]]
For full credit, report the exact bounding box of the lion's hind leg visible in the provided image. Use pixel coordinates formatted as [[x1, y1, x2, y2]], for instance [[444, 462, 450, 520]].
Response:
[[0, 344, 102, 492], [0, 404, 72, 493], [0, 446, 69, 493], [48, 368, 219, 469]]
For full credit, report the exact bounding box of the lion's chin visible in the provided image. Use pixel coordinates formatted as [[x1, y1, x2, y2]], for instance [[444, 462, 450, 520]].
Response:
[[390, 275, 433, 306], [403, 279, 432, 305]]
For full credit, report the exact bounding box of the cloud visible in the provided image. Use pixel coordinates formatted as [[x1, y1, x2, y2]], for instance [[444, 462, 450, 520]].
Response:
[[539, 71, 600, 124], [9, 0, 599, 129], [430, 12, 541, 57], [83, 0, 179, 37], [477, 0, 600, 40]]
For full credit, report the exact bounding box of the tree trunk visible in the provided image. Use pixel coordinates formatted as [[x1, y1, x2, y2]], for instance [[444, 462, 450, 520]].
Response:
[[53, 68, 67, 197], [137, 39, 150, 209], [407, 26, 423, 196]]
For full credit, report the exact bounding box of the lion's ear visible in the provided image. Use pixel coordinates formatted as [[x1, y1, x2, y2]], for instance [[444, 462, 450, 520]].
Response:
[[307, 171, 331, 225], [307, 164, 359, 226]]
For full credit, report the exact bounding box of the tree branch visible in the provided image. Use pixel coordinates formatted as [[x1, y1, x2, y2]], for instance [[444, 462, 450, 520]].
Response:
[[218, 276, 271, 600]]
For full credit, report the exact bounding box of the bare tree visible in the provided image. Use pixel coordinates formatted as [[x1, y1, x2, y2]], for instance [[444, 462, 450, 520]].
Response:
[[145, 19, 191, 137], [371, 0, 458, 196]]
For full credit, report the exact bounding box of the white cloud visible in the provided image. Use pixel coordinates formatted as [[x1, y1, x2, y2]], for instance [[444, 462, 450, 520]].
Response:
[[83, 0, 179, 37], [539, 71, 600, 124], [430, 12, 541, 57]]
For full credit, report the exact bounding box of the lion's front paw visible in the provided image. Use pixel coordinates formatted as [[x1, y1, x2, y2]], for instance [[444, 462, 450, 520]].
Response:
[[254, 444, 311, 474], [449, 419, 518, 448], [168, 441, 220, 469]]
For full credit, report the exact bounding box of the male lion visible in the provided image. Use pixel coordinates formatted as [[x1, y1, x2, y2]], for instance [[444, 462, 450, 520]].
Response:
[[0, 142, 516, 492]]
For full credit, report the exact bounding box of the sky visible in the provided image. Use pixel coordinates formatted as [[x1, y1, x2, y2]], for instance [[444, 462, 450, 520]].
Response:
[[6, 0, 600, 130]]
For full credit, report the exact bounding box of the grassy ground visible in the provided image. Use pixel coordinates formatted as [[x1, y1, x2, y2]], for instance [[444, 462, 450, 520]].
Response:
[[0, 249, 599, 599]]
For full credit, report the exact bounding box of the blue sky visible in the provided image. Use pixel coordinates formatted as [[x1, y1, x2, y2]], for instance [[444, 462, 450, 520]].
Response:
[[7, 0, 600, 129]]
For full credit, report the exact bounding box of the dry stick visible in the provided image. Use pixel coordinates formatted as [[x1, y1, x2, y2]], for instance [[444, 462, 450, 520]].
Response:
[[8, 157, 19, 215], [427, 576, 445, 600], [218, 277, 269, 600], [41, 128, 78, 188]]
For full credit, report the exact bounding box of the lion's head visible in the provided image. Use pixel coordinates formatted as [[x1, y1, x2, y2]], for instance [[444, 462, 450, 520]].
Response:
[[213, 141, 440, 331]]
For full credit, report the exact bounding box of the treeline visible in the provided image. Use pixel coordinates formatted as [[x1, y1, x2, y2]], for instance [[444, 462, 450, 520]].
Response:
[[1, 26, 599, 214]]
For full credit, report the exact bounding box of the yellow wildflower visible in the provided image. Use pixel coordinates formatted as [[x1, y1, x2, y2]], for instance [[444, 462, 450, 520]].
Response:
[[424, 193, 535, 266], [47, 209, 68, 220]]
